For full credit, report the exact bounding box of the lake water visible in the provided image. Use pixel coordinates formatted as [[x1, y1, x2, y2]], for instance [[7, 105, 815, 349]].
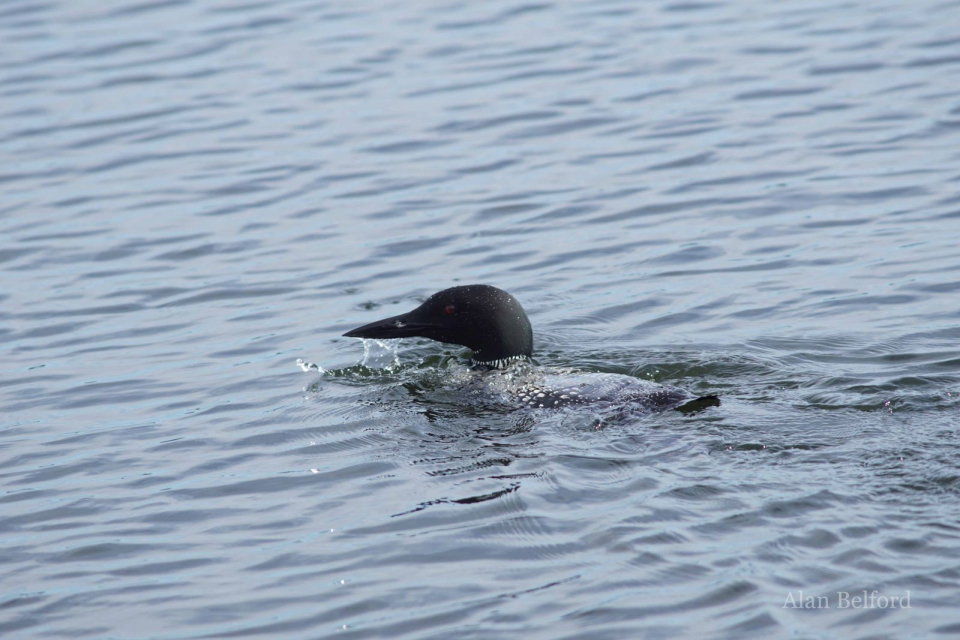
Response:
[[3, 0, 960, 637]]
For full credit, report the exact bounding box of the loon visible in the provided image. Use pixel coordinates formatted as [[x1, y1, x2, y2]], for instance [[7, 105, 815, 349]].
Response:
[[343, 284, 718, 415]]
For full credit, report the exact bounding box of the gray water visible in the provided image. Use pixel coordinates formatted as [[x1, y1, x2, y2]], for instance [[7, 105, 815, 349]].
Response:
[[3, 0, 960, 638]]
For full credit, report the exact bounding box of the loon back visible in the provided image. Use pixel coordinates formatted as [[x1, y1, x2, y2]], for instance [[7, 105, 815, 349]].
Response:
[[343, 284, 532, 364]]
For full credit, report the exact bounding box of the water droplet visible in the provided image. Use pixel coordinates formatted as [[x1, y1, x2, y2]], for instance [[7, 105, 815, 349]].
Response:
[[297, 358, 323, 373]]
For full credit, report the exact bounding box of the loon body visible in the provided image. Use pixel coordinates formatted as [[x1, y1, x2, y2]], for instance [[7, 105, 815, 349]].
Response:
[[343, 285, 717, 415]]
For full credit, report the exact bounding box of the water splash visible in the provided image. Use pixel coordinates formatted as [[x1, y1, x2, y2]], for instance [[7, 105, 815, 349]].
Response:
[[361, 338, 400, 370], [296, 358, 324, 373]]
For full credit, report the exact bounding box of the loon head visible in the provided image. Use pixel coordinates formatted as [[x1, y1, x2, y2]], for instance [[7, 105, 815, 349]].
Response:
[[343, 284, 533, 364]]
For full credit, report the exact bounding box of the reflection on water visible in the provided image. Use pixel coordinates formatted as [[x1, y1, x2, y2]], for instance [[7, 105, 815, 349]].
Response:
[[3, 0, 960, 637]]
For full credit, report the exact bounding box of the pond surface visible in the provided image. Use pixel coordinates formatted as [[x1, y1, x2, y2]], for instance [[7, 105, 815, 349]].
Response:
[[2, 0, 960, 637]]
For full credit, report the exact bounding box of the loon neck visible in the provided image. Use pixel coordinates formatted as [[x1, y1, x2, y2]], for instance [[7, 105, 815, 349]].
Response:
[[469, 354, 531, 370]]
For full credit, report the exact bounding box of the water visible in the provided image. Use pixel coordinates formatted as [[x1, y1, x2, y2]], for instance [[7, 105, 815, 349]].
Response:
[[2, 0, 960, 637]]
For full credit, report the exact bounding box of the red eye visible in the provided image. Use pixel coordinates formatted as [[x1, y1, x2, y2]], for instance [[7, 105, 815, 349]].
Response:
[[445, 304, 456, 316]]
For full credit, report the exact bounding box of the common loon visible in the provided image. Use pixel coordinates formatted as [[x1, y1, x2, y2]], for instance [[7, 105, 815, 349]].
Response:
[[343, 284, 718, 415]]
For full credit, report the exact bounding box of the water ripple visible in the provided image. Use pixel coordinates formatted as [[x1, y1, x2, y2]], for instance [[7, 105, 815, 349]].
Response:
[[3, 0, 960, 637]]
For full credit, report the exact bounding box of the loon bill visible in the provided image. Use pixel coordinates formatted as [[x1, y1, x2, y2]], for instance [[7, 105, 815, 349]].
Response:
[[343, 284, 718, 414]]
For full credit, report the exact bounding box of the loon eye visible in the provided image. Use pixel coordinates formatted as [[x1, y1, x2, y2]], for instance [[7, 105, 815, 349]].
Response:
[[445, 304, 456, 316]]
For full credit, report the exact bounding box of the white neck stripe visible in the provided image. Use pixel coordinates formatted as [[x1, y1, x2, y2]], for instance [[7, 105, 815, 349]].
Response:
[[470, 355, 529, 369]]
